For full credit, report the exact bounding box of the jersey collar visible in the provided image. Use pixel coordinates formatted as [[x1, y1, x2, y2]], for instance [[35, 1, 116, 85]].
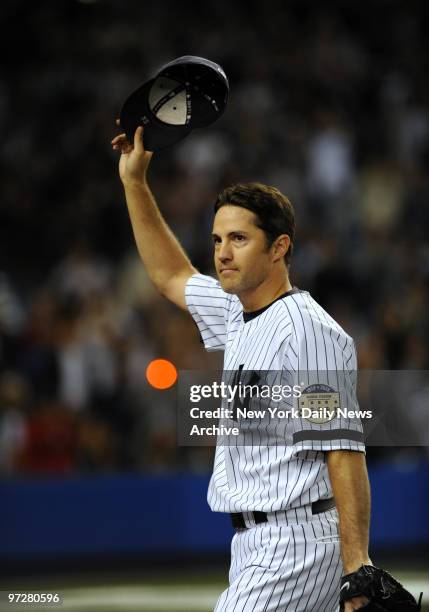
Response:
[[242, 288, 302, 323]]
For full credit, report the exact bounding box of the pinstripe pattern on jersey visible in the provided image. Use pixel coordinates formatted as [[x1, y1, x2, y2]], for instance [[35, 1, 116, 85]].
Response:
[[214, 508, 342, 612], [186, 276, 239, 351], [185, 273, 365, 515]]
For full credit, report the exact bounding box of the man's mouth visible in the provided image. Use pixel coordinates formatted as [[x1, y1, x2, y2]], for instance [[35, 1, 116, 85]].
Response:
[[220, 268, 238, 274]]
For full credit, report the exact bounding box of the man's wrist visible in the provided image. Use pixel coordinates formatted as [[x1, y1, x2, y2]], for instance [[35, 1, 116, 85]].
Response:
[[123, 178, 149, 192], [343, 557, 372, 574]]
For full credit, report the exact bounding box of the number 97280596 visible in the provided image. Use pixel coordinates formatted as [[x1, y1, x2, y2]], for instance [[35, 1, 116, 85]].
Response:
[[3, 592, 62, 606]]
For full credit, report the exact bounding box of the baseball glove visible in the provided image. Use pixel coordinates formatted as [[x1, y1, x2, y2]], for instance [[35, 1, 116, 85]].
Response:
[[339, 565, 423, 611]]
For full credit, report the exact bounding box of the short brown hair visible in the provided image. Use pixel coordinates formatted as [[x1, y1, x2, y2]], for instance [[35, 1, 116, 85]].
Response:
[[214, 182, 295, 266]]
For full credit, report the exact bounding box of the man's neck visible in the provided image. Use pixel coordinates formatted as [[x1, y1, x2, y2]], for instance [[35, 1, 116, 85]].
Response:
[[239, 276, 293, 313]]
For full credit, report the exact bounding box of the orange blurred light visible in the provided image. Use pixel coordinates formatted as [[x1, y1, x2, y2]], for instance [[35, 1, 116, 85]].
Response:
[[146, 359, 178, 389]]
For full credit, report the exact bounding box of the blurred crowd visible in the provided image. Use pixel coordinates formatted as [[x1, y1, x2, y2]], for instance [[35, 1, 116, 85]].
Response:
[[1, 0, 429, 474]]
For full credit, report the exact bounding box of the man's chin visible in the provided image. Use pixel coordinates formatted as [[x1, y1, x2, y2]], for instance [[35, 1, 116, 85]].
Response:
[[217, 276, 240, 295], [221, 285, 238, 295]]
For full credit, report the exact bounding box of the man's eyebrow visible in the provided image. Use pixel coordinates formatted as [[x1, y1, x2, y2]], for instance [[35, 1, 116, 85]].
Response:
[[211, 230, 248, 238]]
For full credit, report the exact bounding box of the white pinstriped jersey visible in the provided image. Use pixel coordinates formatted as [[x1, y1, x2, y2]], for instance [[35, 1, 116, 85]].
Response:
[[185, 273, 365, 514]]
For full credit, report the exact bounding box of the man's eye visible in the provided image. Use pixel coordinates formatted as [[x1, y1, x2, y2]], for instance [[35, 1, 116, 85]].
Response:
[[234, 235, 245, 241]]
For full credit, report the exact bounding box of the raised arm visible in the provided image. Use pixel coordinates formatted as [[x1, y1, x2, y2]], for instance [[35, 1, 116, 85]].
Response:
[[111, 125, 197, 310]]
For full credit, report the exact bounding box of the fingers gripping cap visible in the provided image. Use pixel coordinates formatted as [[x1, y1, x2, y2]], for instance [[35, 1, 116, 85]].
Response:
[[120, 55, 229, 152]]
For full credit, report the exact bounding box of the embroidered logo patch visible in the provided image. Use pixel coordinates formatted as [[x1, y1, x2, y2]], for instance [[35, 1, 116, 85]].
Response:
[[298, 384, 340, 423]]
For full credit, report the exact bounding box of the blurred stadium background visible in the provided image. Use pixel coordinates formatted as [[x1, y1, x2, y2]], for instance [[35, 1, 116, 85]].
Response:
[[0, 0, 428, 610]]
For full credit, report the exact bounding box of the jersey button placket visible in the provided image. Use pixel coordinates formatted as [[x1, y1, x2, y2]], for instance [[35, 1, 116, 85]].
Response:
[[229, 322, 244, 357]]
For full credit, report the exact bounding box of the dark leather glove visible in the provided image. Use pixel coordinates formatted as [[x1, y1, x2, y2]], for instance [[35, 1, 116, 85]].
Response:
[[339, 565, 423, 611]]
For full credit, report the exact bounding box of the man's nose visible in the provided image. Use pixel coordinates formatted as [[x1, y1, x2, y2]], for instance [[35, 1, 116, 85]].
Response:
[[217, 241, 233, 262]]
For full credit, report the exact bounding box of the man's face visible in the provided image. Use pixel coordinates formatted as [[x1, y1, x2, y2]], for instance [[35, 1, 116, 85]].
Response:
[[212, 205, 274, 295]]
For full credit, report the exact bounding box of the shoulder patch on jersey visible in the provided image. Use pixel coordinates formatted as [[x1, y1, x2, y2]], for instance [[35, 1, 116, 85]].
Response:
[[298, 384, 340, 423]]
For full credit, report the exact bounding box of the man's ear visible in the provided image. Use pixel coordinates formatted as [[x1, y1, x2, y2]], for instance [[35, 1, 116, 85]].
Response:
[[272, 234, 291, 262]]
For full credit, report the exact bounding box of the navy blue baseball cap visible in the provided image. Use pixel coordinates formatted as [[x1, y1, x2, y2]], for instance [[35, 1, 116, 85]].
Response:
[[120, 55, 229, 152]]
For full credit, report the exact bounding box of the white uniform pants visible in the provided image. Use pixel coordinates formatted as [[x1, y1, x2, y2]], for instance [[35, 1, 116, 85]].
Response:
[[214, 508, 342, 612]]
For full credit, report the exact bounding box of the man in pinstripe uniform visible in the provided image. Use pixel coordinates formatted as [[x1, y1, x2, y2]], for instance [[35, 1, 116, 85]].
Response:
[[112, 126, 372, 611]]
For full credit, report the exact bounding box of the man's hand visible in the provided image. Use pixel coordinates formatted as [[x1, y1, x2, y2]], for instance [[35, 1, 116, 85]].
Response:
[[344, 595, 370, 611], [343, 560, 372, 610], [111, 121, 153, 186]]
